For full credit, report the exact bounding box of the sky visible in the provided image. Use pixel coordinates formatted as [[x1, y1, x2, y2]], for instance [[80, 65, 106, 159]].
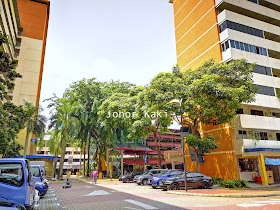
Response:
[[39, 0, 177, 116]]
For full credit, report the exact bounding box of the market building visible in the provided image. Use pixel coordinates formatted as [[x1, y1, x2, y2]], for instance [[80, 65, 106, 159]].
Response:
[[169, 0, 280, 185]]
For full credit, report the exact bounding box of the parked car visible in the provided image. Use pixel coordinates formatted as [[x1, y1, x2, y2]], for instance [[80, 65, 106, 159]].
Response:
[[0, 158, 35, 209], [31, 165, 48, 189], [0, 198, 26, 209], [161, 172, 213, 190], [121, 171, 143, 183], [151, 170, 183, 189], [134, 169, 167, 185], [35, 182, 48, 197]]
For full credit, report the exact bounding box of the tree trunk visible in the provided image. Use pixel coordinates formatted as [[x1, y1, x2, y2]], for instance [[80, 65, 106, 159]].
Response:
[[153, 132, 162, 169], [23, 131, 30, 159], [193, 148, 200, 172], [83, 146, 86, 176], [87, 143, 90, 177], [97, 148, 102, 173], [58, 138, 66, 179]]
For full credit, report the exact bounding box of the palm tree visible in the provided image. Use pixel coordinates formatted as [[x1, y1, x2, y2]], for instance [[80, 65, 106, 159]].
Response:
[[47, 97, 80, 179], [47, 130, 61, 178], [23, 100, 47, 158]]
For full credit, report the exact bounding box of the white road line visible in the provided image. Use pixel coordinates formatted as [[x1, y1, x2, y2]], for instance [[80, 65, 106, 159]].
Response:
[[84, 190, 111, 196], [124, 207, 141, 210], [124, 199, 158, 210], [237, 203, 267, 207]]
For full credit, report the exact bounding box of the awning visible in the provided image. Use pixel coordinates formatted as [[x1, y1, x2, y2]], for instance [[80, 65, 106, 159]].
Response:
[[265, 158, 280, 165]]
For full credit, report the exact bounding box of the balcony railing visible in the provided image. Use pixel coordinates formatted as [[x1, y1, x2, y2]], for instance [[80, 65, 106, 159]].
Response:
[[236, 139, 280, 154], [234, 114, 280, 131], [164, 148, 183, 161]]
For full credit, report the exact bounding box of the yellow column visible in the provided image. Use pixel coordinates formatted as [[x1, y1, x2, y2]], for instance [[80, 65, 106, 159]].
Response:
[[258, 155, 268, 186]]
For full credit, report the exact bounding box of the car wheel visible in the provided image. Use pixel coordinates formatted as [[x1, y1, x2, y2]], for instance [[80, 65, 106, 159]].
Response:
[[142, 179, 148, 185], [123, 179, 127, 183], [152, 186, 157, 189], [137, 183, 141, 185], [202, 182, 209, 189], [171, 183, 179, 190]]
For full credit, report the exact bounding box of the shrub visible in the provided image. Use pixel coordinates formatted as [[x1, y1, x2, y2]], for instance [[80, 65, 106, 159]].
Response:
[[212, 177, 223, 185], [219, 179, 249, 188]]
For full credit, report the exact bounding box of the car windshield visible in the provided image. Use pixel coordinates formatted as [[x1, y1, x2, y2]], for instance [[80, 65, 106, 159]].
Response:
[[159, 171, 168, 176], [31, 166, 40, 177], [0, 163, 24, 187]]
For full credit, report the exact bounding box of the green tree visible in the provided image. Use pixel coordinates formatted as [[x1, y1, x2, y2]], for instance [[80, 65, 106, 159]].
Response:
[[150, 59, 257, 172], [99, 86, 173, 168], [0, 102, 29, 157], [47, 96, 80, 179], [0, 32, 26, 158], [23, 100, 47, 158], [64, 79, 135, 175]]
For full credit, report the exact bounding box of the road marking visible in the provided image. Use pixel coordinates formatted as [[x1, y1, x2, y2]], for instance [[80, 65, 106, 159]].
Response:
[[124, 199, 158, 210], [85, 190, 111, 196], [124, 207, 141, 210], [237, 203, 267, 207], [85, 186, 94, 188]]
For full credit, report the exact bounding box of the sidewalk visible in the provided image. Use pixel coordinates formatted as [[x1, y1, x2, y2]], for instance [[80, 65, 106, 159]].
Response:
[[49, 175, 118, 183], [167, 186, 280, 198]]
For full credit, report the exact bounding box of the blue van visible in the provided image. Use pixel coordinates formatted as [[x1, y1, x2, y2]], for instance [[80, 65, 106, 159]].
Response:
[[0, 158, 35, 209]]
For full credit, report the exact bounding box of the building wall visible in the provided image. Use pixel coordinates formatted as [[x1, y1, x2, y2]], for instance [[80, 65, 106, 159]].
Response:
[[173, 0, 222, 71], [12, 0, 50, 154], [172, 0, 237, 180]]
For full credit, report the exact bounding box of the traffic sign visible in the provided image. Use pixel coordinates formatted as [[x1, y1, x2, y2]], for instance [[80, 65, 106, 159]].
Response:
[[31, 139, 36, 142]]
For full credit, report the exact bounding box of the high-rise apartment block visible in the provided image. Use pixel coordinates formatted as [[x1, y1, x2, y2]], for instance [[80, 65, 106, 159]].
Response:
[[169, 0, 280, 185], [0, 0, 50, 155]]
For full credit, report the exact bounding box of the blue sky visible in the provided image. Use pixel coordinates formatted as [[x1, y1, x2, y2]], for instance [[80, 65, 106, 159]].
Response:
[[40, 0, 177, 114]]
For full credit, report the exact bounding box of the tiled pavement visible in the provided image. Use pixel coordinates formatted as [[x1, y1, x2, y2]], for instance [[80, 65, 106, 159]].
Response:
[[35, 186, 62, 210], [50, 181, 183, 210]]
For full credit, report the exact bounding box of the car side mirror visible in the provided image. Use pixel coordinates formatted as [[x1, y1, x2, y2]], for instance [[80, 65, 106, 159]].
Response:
[[28, 171, 32, 183]]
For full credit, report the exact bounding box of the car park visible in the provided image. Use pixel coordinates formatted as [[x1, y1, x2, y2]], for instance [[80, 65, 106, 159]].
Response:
[[0, 158, 35, 209], [134, 169, 167, 185], [151, 170, 183, 189], [121, 171, 143, 183], [162, 172, 213, 190]]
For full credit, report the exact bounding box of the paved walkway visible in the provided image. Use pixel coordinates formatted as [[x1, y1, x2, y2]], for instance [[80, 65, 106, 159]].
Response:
[[168, 187, 280, 198]]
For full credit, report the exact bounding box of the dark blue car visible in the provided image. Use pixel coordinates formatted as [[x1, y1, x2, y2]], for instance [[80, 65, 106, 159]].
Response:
[[35, 182, 48, 197], [151, 170, 183, 189]]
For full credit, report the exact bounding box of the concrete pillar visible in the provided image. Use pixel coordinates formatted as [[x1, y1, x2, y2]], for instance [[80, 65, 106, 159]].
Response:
[[172, 161, 175, 169], [121, 150, 124, 176], [258, 155, 268, 186]]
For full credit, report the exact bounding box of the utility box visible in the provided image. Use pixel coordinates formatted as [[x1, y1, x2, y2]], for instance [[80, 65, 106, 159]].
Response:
[[266, 171, 274, 184]]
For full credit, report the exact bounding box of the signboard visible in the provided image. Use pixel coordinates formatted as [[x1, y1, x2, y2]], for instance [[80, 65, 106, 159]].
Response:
[[144, 156, 147, 164], [31, 139, 36, 142]]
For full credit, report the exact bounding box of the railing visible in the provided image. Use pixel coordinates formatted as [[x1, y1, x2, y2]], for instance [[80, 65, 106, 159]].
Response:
[[164, 148, 183, 160]]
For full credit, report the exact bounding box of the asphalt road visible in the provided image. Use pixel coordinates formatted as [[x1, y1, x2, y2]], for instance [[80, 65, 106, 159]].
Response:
[[46, 181, 280, 210]]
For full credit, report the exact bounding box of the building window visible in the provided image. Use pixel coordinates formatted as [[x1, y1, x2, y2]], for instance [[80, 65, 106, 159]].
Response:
[[65, 151, 71, 155], [229, 40, 267, 57], [236, 108, 244, 114], [276, 133, 280, 141], [251, 109, 264, 116], [221, 40, 230, 52], [74, 151, 80, 155], [239, 159, 258, 172], [254, 84, 275, 96], [247, 0, 259, 4], [37, 151, 44, 155], [253, 65, 272, 76], [219, 20, 264, 38], [254, 131, 268, 140], [272, 112, 280, 118], [238, 130, 247, 139], [64, 159, 68, 162], [73, 159, 80, 162]]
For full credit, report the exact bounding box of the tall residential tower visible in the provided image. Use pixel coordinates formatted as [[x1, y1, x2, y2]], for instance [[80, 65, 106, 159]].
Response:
[[169, 0, 280, 185]]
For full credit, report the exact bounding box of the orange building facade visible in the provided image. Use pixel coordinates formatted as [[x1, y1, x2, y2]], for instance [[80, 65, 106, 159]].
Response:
[[169, 0, 280, 184], [12, 0, 50, 155]]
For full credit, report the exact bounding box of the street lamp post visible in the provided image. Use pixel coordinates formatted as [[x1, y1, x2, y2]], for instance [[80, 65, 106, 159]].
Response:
[[170, 99, 188, 191]]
